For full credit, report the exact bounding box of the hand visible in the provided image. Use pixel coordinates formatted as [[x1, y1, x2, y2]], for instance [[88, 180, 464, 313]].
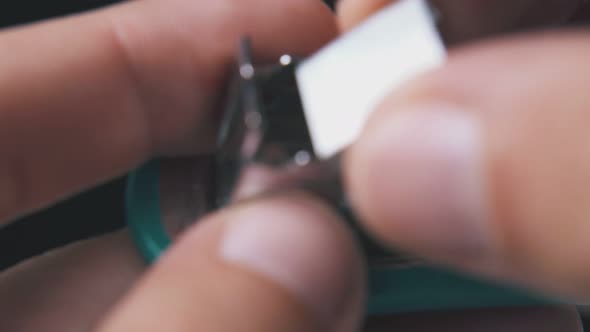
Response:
[[0, 1, 585, 332], [338, 0, 590, 330], [0, 1, 354, 331]]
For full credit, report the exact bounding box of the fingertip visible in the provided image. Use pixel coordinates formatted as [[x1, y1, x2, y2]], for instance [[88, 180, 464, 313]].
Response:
[[345, 26, 590, 305], [345, 103, 492, 262], [335, 0, 394, 33], [100, 193, 366, 332], [218, 193, 366, 328]]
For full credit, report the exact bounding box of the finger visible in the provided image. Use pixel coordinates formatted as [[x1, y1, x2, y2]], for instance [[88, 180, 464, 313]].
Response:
[[344, 29, 590, 301], [365, 306, 582, 332], [0, 0, 337, 223], [0, 231, 144, 332], [336, 0, 580, 43], [97, 193, 365, 332]]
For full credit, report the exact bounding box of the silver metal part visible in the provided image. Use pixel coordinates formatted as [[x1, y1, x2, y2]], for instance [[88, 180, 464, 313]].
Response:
[[280, 54, 293, 66]]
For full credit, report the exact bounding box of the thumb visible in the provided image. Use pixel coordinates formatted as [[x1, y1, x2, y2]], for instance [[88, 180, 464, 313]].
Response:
[[96, 193, 365, 332], [344, 30, 590, 302]]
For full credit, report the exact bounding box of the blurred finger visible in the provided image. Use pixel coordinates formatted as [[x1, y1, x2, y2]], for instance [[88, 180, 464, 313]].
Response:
[[97, 193, 365, 332], [345, 30, 590, 300]]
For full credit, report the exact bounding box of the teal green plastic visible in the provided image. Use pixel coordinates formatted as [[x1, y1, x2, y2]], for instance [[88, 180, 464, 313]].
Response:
[[126, 160, 550, 314], [126, 160, 170, 262]]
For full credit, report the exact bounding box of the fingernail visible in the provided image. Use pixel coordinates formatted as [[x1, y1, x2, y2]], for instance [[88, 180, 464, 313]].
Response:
[[365, 105, 491, 257], [220, 198, 361, 322]]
